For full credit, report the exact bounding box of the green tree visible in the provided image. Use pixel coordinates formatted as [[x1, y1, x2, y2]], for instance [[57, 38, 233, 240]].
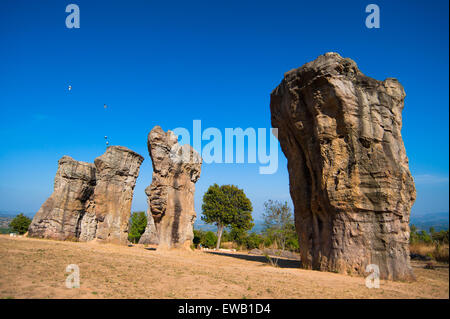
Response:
[[410, 224, 419, 244], [262, 200, 296, 251], [9, 213, 32, 234], [221, 229, 231, 242], [201, 184, 253, 249], [128, 211, 147, 244], [418, 230, 432, 243], [432, 230, 449, 244]]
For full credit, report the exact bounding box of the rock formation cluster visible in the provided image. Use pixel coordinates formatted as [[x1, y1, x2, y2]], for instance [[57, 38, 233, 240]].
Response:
[[28, 146, 144, 245], [270, 52, 416, 280], [139, 126, 202, 249], [27, 53, 415, 281]]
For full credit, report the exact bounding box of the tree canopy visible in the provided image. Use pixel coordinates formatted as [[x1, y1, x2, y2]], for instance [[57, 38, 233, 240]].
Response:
[[9, 213, 32, 234], [201, 184, 253, 249], [262, 200, 297, 251], [128, 211, 147, 244]]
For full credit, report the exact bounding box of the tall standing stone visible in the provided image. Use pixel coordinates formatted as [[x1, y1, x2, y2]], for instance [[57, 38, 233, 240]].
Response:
[[94, 146, 144, 245], [270, 52, 416, 280], [28, 156, 96, 240], [141, 126, 202, 249], [138, 202, 159, 245]]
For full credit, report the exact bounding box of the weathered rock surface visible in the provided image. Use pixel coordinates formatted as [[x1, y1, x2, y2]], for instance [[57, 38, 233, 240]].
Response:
[[141, 126, 202, 249], [28, 146, 144, 245], [270, 52, 416, 280], [28, 156, 96, 240], [138, 203, 159, 245], [94, 146, 144, 245]]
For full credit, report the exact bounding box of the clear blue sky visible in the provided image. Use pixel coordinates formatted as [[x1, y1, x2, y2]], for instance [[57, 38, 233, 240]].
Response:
[[0, 0, 448, 220]]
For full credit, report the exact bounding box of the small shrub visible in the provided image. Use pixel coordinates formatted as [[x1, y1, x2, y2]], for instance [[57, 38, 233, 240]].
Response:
[[263, 252, 279, 267], [203, 231, 217, 248], [193, 230, 203, 248], [246, 233, 263, 250], [285, 237, 299, 252], [263, 236, 273, 247], [9, 213, 31, 234]]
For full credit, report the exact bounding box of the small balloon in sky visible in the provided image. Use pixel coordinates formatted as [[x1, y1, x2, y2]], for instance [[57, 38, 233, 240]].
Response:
[[106, 141, 109, 145], [68, 85, 72, 91], [104, 104, 107, 109], [104, 136, 108, 139]]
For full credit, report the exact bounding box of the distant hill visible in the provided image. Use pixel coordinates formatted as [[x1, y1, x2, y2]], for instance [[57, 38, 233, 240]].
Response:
[[0, 211, 34, 218], [193, 219, 217, 232], [0, 217, 12, 230], [410, 211, 449, 232], [0, 212, 35, 233]]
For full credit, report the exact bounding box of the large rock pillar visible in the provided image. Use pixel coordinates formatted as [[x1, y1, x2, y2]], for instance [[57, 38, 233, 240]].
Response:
[[28, 156, 96, 240], [141, 126, 202, 249], [270, 52, 416, 280], [94, 146, 144, 245]]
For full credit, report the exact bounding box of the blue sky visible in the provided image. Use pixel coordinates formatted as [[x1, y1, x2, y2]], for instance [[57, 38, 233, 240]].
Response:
[[0, 0, 448, 221]]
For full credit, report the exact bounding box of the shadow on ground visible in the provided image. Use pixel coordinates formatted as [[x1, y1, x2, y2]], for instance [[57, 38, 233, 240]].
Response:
[[206, 251, 301, 269]]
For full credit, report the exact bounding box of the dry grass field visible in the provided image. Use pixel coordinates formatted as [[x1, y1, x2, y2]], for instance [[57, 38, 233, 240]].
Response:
[[0, 235, 448, 299], [410, 242, 449, 262]]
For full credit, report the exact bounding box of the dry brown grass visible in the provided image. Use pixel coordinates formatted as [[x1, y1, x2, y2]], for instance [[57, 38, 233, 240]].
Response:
[[220, 241, 235, 249], [0, 235, 448, 299], [433, 244, 449, 263], [410, 243, 449, 263], [410, 243, 435, 257]]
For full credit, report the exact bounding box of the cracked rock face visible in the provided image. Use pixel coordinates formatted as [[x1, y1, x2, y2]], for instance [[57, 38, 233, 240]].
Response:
[[141, 126, 202, 249], [28, 146, 144, 245], [28, 156, 96, 240], [270, 52, 416, 281], [93, 146, 144, 245]]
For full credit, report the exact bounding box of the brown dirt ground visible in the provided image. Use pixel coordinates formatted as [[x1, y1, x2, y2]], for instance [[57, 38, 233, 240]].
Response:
[[0, 235, 448, 299]]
